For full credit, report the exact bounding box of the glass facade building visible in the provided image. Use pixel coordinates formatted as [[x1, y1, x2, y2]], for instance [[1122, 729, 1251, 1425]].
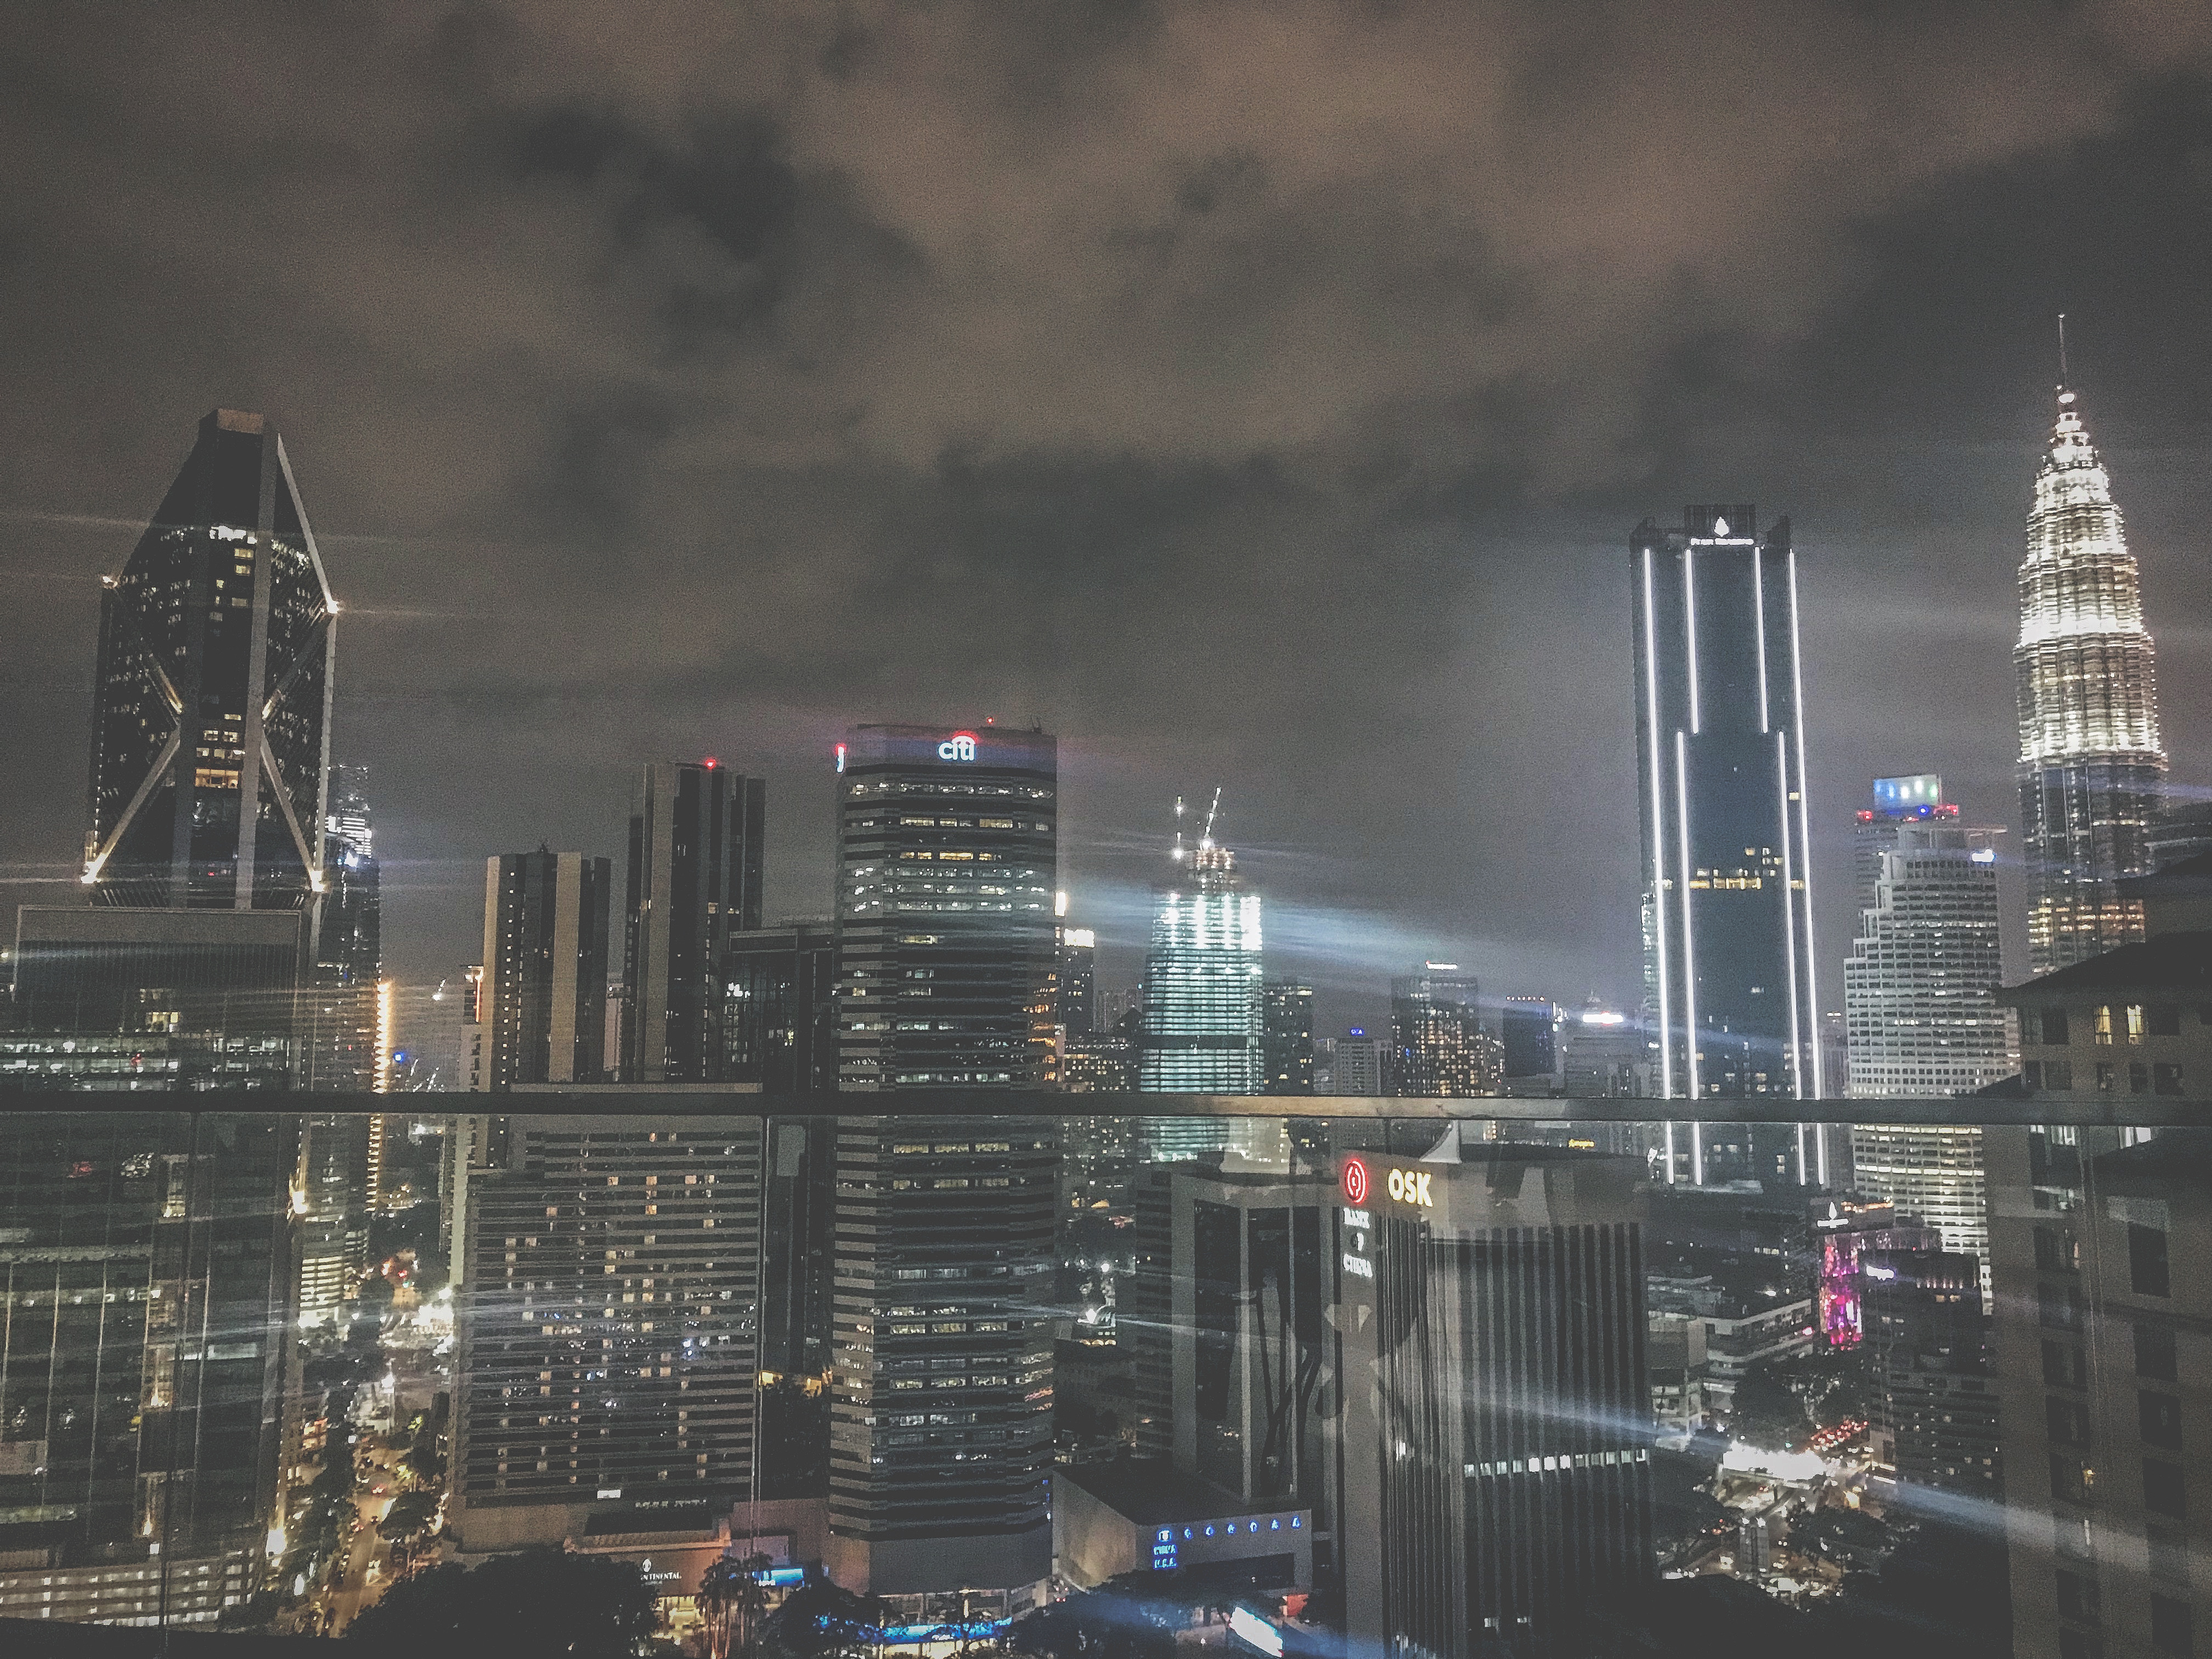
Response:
[[1632, 505, 1824, 1184], [1137, 842, 1262, 1094], [86, 410, 335, 913]]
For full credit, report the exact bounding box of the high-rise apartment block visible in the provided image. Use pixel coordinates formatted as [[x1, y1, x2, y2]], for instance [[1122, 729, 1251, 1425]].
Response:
[[480, 851, 613, 1090], [1988, 1126, 2208, 1659], [2016, 383, 2168, 974], [452, 1115, 764, 1553], [619, 760, 764, 1083], [1631, 506, 1824, 1182], [85, 410, 335, 912], [1387, 965, 1499, 1097], [1138, 832, 1263, 1093], [834, 725, 1057, 1088]]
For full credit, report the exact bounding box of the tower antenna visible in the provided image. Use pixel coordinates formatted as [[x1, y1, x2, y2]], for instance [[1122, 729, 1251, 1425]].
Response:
[[1201, 787, 1222, 849], [1172, 794, 1185, 862], [2058, 313, 2069, 386]]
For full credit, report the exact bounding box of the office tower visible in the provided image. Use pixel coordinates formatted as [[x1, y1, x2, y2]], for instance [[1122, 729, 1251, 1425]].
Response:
[[2017, 381, 2169, 974], [1063, 1032, 1137, 1092], [1137, 826, 1263, 1093], [84, 409, 335, 912], [1262, 980, 1316, 1095], [1335, 1145, 1652, 1655], [722, 923, 838, 1091], [304, 762, 381, 1091], [452, 1115, 763, 1553], [480, 851, 613, 1090], [1557, 1009, 1650, 1099], [1387, 964, 1500, 1097], [1500, 996, 1560, 1085], [6, 906, 307, 1088], [824, 1118, 1059, 1616], [834, 725, 1058, 1088], [619, 759, 764, 1084], [1321, 1028, 1386, 1097], [1632, 506, 1824, 1187], [1860, 1249, 1999, 1497], [0, 1111, 298, 1586], [1054, 924, 1097, 1037], [1988, 1125, 2208, 1659], [1853, 773, 1955, 913], [1124, 1164, 1329, 1503], [1843, 813, 2011, 1073]]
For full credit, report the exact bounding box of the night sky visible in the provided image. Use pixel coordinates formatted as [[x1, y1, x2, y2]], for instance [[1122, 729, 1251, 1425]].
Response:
[[3, 3, 2208, 1037]]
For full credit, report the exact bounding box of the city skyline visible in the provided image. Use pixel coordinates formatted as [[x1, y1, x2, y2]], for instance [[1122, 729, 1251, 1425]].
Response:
[[3, 9, 2209, 1043]]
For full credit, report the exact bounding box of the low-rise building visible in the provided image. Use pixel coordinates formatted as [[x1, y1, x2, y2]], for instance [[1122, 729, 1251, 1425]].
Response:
[[1053, 1460, 1311, 1591]]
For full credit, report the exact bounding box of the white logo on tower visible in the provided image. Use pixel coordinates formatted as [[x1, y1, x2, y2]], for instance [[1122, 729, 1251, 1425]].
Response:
[[938, 733, 978, 761]]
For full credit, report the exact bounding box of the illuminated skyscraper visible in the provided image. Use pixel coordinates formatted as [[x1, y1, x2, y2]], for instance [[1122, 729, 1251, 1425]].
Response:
[[304, 762, 381, 1091], [85, 409, 336, 911], [2016, 380, 2168, 974], [481, 850, 613, 1089], [834, 724, 1058, 1088], [1137, 809, 1263, 1093], [1387, 964, 1499, 1097], [1631, 506, 1824, 1184], [1263, 979, 1316, 1094]]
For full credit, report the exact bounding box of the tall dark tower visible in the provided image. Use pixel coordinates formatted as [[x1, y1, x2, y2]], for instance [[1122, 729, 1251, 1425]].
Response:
[[2015, 380, 2166, 974], [1632, 506, 1824, 1186], [618, 759, 764, 1082], [85, 409, 336, 911]]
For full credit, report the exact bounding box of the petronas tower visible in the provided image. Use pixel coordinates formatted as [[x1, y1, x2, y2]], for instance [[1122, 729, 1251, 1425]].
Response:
[[2015, 381, 2166, 974]]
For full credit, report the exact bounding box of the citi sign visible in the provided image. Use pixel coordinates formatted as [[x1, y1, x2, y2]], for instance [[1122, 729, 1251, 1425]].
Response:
[[937, 732, 979, 762], [1341, 1156, 1433, 1209]]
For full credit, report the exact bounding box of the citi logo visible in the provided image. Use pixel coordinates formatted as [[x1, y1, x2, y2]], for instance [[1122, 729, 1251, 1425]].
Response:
[[938, 733, 978, 761]]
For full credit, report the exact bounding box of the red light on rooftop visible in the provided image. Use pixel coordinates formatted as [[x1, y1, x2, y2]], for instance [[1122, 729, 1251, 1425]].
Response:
[[1855, 811, 1875, 822], [703, 757, 718, 769]]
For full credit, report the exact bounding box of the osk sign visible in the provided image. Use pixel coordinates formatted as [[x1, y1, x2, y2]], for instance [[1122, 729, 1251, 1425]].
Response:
[[1340, 1156, 1433, 1209]]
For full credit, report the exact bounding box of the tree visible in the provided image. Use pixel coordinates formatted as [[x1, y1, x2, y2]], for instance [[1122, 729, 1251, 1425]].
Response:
[[377, 1489, 440, 1541], [760, 1576, 882, 1659], [1730, 1359, 1810, 1449], [346, 1547, 657, 1659], [699, 1551, 772, 1659]]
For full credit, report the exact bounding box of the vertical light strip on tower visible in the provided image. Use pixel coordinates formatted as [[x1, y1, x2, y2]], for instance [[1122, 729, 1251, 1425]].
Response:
[[1683, 548, 1702, 734], [1640, 551, 1675, 1103], [1674, 731, 1701, 1110], [1787, 549, 1824, 1103], [1752, 544, 1770, 732]]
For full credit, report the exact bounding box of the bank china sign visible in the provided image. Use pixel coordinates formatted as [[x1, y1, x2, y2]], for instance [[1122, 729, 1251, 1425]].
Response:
[[1340, 1156, 1433, 1209], [937, 732, 979, 761]]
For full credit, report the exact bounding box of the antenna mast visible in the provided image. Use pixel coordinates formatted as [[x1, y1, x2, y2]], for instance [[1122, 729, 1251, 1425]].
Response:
[[1201, 787, 1222, 849], [1172, 795, 1186, 862], [2058, 312, 2069, 385]]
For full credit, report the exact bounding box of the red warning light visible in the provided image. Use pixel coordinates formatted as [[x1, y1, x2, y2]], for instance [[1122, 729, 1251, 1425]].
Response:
[[1341, 1157, 1370, 1206], [703, 757, 718, 769]]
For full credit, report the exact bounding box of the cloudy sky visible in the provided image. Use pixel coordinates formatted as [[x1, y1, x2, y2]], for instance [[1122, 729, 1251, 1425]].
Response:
[[3, 1, 2208, 1034]]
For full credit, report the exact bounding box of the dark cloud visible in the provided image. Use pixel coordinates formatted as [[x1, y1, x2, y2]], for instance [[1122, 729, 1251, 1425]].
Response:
[[2, 1, 2208, 1029]]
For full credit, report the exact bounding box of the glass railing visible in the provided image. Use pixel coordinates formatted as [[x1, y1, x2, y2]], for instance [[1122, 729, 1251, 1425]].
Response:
[[0, 1096, 2202, 1658]]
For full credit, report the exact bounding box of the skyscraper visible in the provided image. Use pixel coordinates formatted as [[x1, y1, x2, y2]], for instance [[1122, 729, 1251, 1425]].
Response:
[[480, 851, 613, 1090], [1632, 506, 1823, 1182], [452, 1114, 763, 1553], [2016, 380, 2168, 974], [1845, 794, 2012, 1099], [1387, 965, 1498, 1097], [1335, 1145, 1652, 1655], [619, 760, 764, 1083], [1053, 923, 1097, 1038], [1138, 814, 1263, 1094], [834, 725, 1057, 1088], [722, 923, 838, 1092], [1262, 980, 1316, 1094], [304, 763, 380, 1091], [1500, 996, 1560, 1086], [85, 409, 336, 912]]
